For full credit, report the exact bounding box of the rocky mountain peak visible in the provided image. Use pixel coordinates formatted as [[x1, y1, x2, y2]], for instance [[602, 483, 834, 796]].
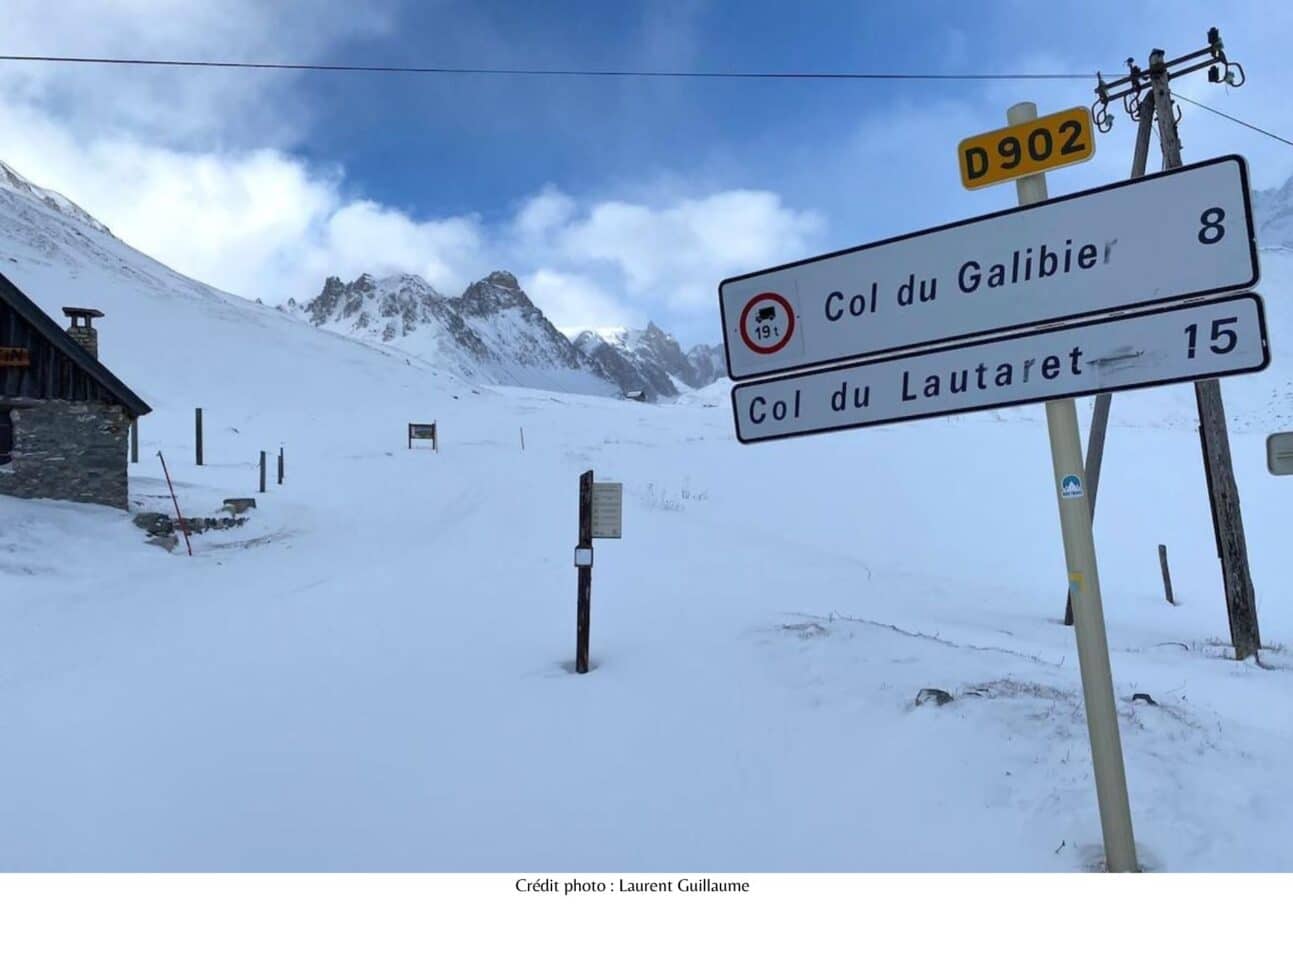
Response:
[[459, 269, 534, 316], [283, 267, 726, 400]]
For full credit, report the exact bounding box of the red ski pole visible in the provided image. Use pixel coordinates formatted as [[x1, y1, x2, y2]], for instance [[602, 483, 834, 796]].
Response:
[[157, 451, 193, 557]]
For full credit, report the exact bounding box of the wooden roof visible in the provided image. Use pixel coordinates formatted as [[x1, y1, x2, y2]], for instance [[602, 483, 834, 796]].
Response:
[[0, 270, 150, 418]]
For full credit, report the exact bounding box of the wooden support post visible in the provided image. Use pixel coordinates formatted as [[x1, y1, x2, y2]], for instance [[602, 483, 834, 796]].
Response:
[[1158, 544, 1176, 605], [195, 407, 204, 466], [1150, 49, 1261, 661], [575, 469, 593, 674], [277, 447, 284, 485], [130, 418, 139, 464], [259, 450, 266, 494]]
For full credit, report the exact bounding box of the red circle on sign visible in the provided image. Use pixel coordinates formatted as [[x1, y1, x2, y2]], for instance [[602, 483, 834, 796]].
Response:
[[739, 292, 795, 355]]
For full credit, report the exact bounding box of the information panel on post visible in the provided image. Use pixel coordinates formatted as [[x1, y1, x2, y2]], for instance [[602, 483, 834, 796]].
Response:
[[590, 482, 623, 539], [719, 155, 1258, 382], [731, 294, 1268, 444], [958, 105, 1096, 190]]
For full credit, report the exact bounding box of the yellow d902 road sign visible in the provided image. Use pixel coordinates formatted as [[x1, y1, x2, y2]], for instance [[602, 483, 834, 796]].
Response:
[[959, 106, 1095, 190]]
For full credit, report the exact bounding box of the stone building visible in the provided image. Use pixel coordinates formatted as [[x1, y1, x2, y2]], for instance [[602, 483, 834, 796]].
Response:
[[0, 271, 150, 509]]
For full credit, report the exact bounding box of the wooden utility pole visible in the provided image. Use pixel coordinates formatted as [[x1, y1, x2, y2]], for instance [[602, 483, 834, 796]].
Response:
[[1148, 48, 1261, 660], [278, 447, 284, 485], [575, 470, 593, 674], [1064, 90, 1156, 626]]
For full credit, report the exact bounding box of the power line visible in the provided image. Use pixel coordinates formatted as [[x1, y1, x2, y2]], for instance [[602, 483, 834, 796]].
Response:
[[1173, 91, 1293, 148], [0, 53, 1098, 81]]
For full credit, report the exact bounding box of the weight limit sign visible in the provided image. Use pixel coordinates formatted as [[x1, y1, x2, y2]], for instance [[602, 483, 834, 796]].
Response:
[[738, 292, 797, 356]]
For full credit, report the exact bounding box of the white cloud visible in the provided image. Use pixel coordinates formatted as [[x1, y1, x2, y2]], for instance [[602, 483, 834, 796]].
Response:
[[0, 0, 821, 346], [1, 1, 397, 147], [1, 71, 822, 342], [512, 187, 577, 244], [550, 191, 824, 314], [523, 269, 638, 336], [302, 203, 486, 297]]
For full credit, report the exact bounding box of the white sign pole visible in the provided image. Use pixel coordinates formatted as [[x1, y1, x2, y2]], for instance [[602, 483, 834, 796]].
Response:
[[1010, 101, 1138, 873]]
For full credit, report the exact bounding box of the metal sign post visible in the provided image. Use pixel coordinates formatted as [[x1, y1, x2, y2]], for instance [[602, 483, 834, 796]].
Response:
[[1010, 101, 1137, 874]]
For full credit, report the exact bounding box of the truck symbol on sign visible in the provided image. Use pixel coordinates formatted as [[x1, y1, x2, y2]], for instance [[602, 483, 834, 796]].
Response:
[[756, 306, 778, 323]]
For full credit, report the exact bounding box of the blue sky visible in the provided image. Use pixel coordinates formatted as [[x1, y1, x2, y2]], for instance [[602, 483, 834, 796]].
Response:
[[2, 0, 1291, 347]]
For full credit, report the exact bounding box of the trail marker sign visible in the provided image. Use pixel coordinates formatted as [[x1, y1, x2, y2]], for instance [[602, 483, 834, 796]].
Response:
[[590, 482, 623, 539], [732, 294, 1268, 443], [719, 154, 1258, 381], [959, 106, 1096, 190], [408, 422, 438, 451], [1268, 432, 1293, 476]]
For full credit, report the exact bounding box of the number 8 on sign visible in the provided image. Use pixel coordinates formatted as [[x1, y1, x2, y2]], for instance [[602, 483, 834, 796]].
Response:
[[739, 292, 795, 355]]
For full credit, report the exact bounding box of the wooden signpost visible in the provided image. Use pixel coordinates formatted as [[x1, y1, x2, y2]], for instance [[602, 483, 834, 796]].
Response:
[[574, 471, 622, 674], [408, 422, 438, 452]]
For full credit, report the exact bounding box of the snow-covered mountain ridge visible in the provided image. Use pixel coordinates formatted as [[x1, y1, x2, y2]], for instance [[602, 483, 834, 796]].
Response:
[[285, 271, 722, 400], [1253, 170, 1293, 252], [0, 161, 111, 236]]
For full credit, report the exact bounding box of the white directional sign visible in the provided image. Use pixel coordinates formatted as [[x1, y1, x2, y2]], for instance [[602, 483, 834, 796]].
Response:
[[731, 294, 1267, 443], [720, 155, 1258, 381]]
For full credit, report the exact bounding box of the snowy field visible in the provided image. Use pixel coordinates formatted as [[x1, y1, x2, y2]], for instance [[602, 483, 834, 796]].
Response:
[[2, 380, 1290, 871], [2, 170, 1292, 872]]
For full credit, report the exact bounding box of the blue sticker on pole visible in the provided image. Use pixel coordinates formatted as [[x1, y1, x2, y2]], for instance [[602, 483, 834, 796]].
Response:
[[1060, 474, 1085, 499]]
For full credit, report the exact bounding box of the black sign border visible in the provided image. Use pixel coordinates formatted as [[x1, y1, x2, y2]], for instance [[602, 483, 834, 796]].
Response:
[[719, 154, 1260, 382], [730, 292, 1270, 445]]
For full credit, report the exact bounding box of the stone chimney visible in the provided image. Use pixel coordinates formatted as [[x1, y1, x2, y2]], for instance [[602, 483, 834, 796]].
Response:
[[63, 306, 104, 360]]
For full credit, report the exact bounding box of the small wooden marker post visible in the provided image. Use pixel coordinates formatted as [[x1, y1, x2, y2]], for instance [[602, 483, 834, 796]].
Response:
[[259, 450, 267, 494], [1158, 544, 1176, 606], [277, 447, 284, 485], [575, 470, 594, 674], [195, 407, 204, 466], [520, 427, 526, 451], [573, 471, 623, 674]]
